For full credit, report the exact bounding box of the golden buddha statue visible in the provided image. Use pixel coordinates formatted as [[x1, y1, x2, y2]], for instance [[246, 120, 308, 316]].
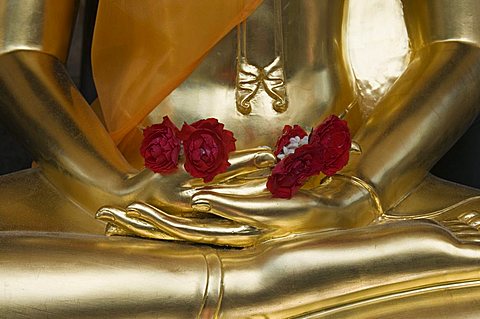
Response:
[[1, 0, 480, 317]]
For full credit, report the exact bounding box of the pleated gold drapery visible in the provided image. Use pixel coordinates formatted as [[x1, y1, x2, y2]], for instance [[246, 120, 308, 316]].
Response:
[[91, 0, 261, 165]]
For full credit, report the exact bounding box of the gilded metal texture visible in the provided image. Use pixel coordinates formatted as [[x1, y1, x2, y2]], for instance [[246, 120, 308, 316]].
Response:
[[0, 232, 212, 318], [330, 173, 384, 217], [347, 41, 480, 211], [217, 221, 480, 317], [403, 0, 480, 51], [346, 0, 410, 117], [1, 222, 479, 317], [0, 0, 77, 62], [0, 168, 104, 233], [0, 50, 137, 214], [1, 0, 480, 317], [236, 56, 288, 115], [235, 0, 288, 114], [147, 0, 354, 151]]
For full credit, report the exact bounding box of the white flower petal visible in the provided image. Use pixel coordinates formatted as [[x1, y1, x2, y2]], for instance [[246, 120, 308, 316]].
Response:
[[300, 136, 309, 145]]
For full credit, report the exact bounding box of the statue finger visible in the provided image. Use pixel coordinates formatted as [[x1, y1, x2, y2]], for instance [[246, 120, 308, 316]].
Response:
[[450, 230, 480, 243], [96, 206, 175, 241], [181, 148, 275, 188], [195, 178, 268, 197], [192, 190, 318, 229], [228, 147, 276, 170], [126, 202, 265, 247]]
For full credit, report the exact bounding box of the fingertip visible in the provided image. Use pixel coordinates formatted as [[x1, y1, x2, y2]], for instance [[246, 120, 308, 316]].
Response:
[[96, 207, 116, 222], [254, 151, 276, 168], [127, 201, 146, 211], [191, 192, 212, 212], [192, 201, 211, 213]]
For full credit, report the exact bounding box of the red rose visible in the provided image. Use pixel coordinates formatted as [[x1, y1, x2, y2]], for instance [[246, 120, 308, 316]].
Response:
[[310, 115, 351, 176], [180, 118, 236, 182], [140, 116, 181, 174], [266, 144, 323, 199], [274, 124, 308, 157]]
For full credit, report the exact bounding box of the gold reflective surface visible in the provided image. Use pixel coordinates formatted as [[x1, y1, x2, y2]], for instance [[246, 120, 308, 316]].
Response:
[[346, 0, 410, 117], [1, 0, 480, 317], [0, 0, 76, 62], [145, 0, 353, 153]]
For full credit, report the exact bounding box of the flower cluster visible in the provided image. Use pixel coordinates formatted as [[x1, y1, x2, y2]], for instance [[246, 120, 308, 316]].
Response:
[[274, 125, 309, 160], [140, 116, 236, 182], [267, 115, 351, 198], [140, 114, 351, 199]]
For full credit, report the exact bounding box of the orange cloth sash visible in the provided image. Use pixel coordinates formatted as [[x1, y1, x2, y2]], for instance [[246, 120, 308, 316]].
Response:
[[92, 0, 261, 154]]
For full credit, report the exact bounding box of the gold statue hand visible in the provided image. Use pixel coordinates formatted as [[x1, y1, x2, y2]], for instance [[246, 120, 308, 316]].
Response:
[[97, 202, 266, 247], [96, 147, 280, 246], [125, 146, 276, 205], [98, 168, 379, 247]]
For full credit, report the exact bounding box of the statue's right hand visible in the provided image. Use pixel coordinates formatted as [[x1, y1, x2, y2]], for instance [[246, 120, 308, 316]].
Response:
[[125, 146, 277, 207], [96, 147, 277, 246]]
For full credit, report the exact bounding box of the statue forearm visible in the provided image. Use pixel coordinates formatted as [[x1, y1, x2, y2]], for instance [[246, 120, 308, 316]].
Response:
[[402, 0, 480, 51], [0, 51, 138, 210], [0, 0, 77, 62], [342, 0, 480, 211], [0, 0, 141, 211], [347, 41, 480, 210]]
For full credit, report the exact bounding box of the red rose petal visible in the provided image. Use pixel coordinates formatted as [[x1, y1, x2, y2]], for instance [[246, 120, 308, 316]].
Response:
[[140, 116, 181, 174], [180, 118, 236, 182], [267, 144, 323, 198], [310, 115, 351, 176], [274, 124, 308, 157]]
